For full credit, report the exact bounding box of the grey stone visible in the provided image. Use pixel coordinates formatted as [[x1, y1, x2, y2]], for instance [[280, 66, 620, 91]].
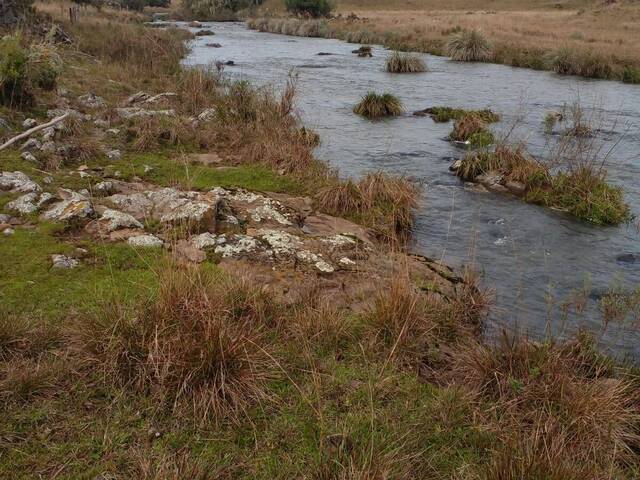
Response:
[[22, 118, 38, 129], [51, 254, 79, 269], [0, 171, 41, 193], [128, 234, 163, 248], [3, 227, 14, 236], [99, 208, 143, 232], [77, 93, 106, 109], [21, 138, 41, 151], [20, 151, 37, 163], [42, 189, 93, 222], [106, 149, 122, 161]]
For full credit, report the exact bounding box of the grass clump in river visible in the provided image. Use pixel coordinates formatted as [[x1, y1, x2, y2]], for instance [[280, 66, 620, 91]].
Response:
[[385, 51, 427, 73], [353, 92, 404, 118], [456, 144, 631, 225], [449, 112, 495, 147], [422, 106, 500, 123]]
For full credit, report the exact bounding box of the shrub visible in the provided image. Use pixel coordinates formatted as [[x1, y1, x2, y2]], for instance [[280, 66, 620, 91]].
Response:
[[75, 268, 277, 422], [180, 0, 261, 19], [385, 51, 427, 73], [0, 34, 31, 107], [446, 29, 492, 62], [285, 0, 332, 18], [353, 92, 403, 118]]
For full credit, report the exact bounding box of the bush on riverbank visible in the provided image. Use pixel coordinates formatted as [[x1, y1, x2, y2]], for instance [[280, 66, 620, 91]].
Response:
[[353, 92, 404, 118], [446, 29, 492, 62], [285, 0, 332, 18], [385, 51, 427, 73]]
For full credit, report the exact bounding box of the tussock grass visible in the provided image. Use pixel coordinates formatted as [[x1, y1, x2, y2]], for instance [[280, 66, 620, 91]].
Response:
[[353, 92, 404, 118], [446, 29, 492, 62], [449, 332, 640, 478], [449, 112, 495, 146], [385, 51, 427, 73], [74, 267, 278, 423], [458, 144, 547, 184]]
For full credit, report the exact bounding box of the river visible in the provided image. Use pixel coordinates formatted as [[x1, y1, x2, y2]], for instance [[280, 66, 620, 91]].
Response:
[[182, 21, 640, 358]]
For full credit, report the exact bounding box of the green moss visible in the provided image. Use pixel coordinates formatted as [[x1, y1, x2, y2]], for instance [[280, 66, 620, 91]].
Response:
[[468, 130, 495, 148]]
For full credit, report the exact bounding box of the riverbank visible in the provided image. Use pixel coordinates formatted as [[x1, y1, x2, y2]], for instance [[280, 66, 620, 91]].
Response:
[[1, 4, 639, 478], [248, 0, 640, 84]]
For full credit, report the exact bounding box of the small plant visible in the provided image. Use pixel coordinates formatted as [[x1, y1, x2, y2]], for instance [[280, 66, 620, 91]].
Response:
[[385, 51, 427, 73], [446, 29, 492, 62], [421, 106, 499, 123], [353, 92, 403, 119], [449, 113, 493, 145], [543, 112, 560, 134], [284, 0, 333, 18], [622, 65, 640, 84], [0, 34, 31, 107]]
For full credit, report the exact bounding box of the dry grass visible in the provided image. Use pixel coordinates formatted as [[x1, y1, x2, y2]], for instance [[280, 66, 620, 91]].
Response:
[[385, 51, 427, 73], [458, 144, 548, 183], [73, 267, 278, 423], [445, 29, 492, 62], [449, 332, 640, 478], [253, 0, 640, 82]]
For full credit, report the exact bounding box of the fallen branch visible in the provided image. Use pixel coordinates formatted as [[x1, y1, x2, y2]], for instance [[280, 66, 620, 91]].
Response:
[[0, 113, 70, 152]]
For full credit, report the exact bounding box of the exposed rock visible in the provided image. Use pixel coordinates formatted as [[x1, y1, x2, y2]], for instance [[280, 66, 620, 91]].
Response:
[[42, 189, 93, 222], [188, 21, 202, 27], [22, 118, 38, 129], [3, 227, 14, 236], [302, 213, 373, 245], [40, 141, 56, 153], [127, 91, 151, 104], [21, 138, 41, 151], [505, 180, 526, 195], [94, 181, 116, 196], [475, 172, 508, 193], [0, 214, 10, 223], [115, 108, 176, 120], [190, 152, 222, 165], [128, 234, 163, 248], [20, 151, 37, 163], [42, 126, 56, 141], [449, 159, 463, 172], [195, 29, 215, 36], [0, 171, 41, 193], [190, 232, 223, 250], [106, 149, 122, 161], [98, 208, 143, 232], [616, 253, 639, 264], [104, 192, 154, 219], [147, 188, 218, 230], [77, 93, 106, 109], [212, 234, 259, 258], [4, 192, 55, 215], [51, 254, 79, 269], [206, 43, 222, 48]]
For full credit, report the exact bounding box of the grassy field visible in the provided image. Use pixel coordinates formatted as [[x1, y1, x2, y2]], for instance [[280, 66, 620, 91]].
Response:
[[254, 0, 640, 82]]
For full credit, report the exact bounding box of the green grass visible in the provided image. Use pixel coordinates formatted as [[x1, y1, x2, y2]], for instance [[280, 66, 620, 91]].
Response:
[[424, 106, 500, 123], [0, 225, 163, 319], [0, 150, 303, 195]]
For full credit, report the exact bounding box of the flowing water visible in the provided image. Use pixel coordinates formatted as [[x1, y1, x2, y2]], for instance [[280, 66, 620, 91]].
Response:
[[182, 22, 640, 357]]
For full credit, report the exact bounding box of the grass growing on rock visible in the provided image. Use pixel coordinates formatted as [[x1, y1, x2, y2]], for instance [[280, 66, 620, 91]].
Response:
[[457, 144, 631, 225], [385, 51, 427, 73], [353, 92, 404, 118]]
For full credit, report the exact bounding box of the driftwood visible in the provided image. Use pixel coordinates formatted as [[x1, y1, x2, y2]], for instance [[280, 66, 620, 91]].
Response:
[[0, 113, 69, 152]]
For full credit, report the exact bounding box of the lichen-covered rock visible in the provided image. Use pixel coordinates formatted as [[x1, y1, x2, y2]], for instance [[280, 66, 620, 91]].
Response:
[[213, 234, 259, 258], [77, 93, 106, 109], [42, 189, 93, 222], [128, 234, 163, 248], [0, 171, 41, 193], [115, 108, 175, 120], [94, 181, 116, 196], [5, 192, 53, 215], [20, 151, 37, 163], [51, 254, 79, 269], [104, 193, 154, 219], [98, 209, 143, 232], [22, 118, 37, 129]]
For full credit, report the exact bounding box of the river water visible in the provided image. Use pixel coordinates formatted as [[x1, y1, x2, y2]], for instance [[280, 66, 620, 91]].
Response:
[[183, 22, 640, 357]]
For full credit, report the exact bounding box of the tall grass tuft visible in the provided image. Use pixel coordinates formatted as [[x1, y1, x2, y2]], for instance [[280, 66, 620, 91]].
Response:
[[353, 92, 404, 118], [74, 267, 278, 423], [385, 51, 427, 73], [450, 333, 640, 478], [446, 29, 492, 62]]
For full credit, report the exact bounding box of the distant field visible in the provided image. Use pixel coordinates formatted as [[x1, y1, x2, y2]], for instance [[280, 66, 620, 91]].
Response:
[[256, 0, 640, 81]]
